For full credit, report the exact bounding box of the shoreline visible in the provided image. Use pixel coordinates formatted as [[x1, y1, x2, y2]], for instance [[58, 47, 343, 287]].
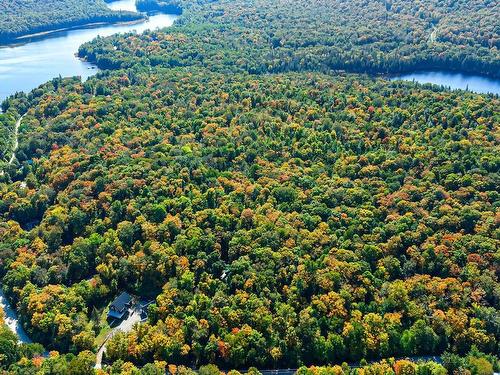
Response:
[[0, 287, 32, 344], [0, 17, 147, 47], [384, 67, 500, 82], [387, 70, 500, 95]]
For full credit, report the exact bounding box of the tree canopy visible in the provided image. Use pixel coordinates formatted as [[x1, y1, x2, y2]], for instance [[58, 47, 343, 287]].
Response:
[[0, 0, 143, 44], [80, 0, 500, 77], [0, 0, 498, 373]]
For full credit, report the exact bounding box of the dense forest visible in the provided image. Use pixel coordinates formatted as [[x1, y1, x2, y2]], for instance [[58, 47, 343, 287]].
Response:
[[79, 0, 500, 77], [1, 69, 499, 371], [0, 0, 499, 373], [4, 301, 496, 375], [136, 0, 183, 14], [0, 0, 143, 44]]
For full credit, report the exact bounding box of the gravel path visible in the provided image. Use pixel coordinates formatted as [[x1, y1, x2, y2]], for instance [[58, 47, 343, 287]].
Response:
[[1, 114, 25, 177], [8, 114, 24, 165], [95, 308, 142, 369]]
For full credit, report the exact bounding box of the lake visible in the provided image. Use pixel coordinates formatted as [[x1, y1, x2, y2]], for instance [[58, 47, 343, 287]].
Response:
[[0, 0, 177, 343], [2, 7, 500, 104], [0, 0, 178, 103], [392, 71, 500, 95]]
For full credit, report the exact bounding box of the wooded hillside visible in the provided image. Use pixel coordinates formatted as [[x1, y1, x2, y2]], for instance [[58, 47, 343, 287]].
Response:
[[0, 0, 143, 44], [0, 0, 498, 373], [80, 0, 500, 77]]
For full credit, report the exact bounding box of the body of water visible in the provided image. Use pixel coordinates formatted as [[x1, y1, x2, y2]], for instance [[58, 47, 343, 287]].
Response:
[[0, 288, 32, 343], [0, 0, 178, 102], [392, 71, 500, 95], [0, 0, 177, 343]]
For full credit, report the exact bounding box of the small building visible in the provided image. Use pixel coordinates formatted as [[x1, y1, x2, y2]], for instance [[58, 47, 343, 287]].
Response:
[[107, 292, 133, 320]]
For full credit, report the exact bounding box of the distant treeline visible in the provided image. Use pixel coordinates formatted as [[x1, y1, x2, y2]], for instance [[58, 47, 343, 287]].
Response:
[[0, 0, 144, 44], [79, 0, 500, 78], [136, 0, 182, 14]]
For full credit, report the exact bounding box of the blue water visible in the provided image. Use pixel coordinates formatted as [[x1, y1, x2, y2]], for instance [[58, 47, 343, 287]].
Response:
[[0, 0, 178, 103], [392, 71, 500, 95], [0, 0, 177, 342], [0, 288, 32, 343]]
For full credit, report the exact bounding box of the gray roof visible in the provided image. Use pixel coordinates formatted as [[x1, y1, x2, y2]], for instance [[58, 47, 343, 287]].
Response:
[[109, 292, 132, 313], [107, 309, 125, 320]]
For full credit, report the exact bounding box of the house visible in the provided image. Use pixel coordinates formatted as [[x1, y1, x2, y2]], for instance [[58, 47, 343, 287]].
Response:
[[138, 299, 154, 322], [107, 292, 133, 320]]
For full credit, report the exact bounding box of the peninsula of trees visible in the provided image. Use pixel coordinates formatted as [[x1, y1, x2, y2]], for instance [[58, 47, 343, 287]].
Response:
[[0, 0, 143, 44], [136, 0, 182, 14], [79, 0, 500, 77]]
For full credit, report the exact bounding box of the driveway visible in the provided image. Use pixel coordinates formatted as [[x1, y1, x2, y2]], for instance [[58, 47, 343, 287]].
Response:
[[95, 306, 142, 369]]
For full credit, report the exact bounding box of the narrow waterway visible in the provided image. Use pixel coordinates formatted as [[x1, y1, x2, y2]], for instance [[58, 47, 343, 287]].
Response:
[[0, 0, 178, 103], [0, 288, 32, 343]]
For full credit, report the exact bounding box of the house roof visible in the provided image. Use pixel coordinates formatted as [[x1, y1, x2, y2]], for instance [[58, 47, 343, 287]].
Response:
[[107, 309, 125, 320], [109, 292, 132, 313]]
